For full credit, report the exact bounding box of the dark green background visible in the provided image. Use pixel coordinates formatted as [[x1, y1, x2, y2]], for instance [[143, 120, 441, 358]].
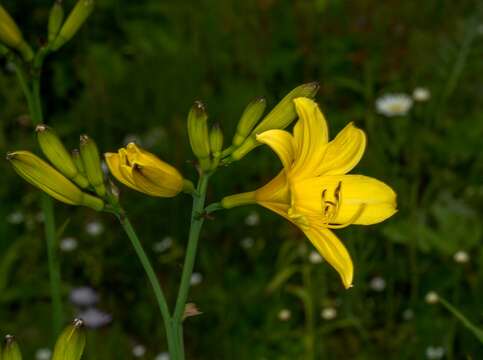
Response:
[[1, 0, 482, 358]]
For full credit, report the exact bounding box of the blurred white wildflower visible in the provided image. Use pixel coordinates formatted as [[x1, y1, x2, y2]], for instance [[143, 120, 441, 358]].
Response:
[[375, 93, 413, 117], [240, 237, 255, 249], [425, 346, 445, 359], [155, 352, 170, 360], [245, 211, 260, 226], [123, 134, 142, 146], [425, 291, 439, 304], [7, 211, 24, 224], [60, 237, 78, 252], [35, 348, 52, 360], [402, 308, 414, 321], [190, 272, 203, 286], [321, 307, 337, 320], [85, 221, 104, 236], [69, 287, 99, 307], [278, 309, 291, 321], [369, 276, 386, 292], [132, 344, 146, 358], [308, 251, 323, 264], [453, 250, 469, 264], [77, 308, 112, 329], [412, 87, 431, 102], [153, 236, 173, 253]]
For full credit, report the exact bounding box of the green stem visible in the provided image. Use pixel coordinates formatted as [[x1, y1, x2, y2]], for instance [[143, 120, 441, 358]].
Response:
[[115, 208, 178, 355], [14, 56, 64, 338], [172, 175, 210, 359]]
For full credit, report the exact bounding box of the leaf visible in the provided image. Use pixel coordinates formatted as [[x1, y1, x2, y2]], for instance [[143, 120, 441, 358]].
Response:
[[438, 297, 483, 344]]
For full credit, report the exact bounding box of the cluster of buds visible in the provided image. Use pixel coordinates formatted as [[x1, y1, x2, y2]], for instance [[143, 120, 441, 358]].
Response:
[[1, 319, 86, 360], [7, 125, 106, 211], [0, 1, 95, 62], [187, 82, 319, 172]]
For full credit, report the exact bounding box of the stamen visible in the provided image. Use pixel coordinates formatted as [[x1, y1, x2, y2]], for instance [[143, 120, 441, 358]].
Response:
[[327, 203, 367, 229]]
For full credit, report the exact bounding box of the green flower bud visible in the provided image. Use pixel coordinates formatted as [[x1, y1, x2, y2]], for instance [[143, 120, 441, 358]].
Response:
[[209, 123, 223, 169], [232, 97, 266, 146], [0, 6, 33, 61], [48, 0, 65, 43], [52, 319, 86, 360], [230, 82, 319, 161], [51, 0, 94, 51], [2, 335, 22, 360], [71, 149, 86, 175], [7, 151, 104, 211], [187, 101, 211, 171], [80, 134, 106, 196], [36, 124, 89, 188]]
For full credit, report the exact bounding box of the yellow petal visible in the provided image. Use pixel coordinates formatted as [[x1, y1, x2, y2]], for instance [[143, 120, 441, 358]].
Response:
[[318, 122, 366, 176], [131, 164, 183, 197], [303, 227, 353, 289], [291, 175, 397, 225], [256, 130, 294, 172], [291, 98, 329, 178], [105, 152, 139, 191], [255, 171, 290, 206]]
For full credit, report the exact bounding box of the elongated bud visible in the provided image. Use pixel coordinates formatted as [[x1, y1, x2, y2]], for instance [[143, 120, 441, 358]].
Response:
[[232, 97, 266, 146], [48, 0, 65, 43], [187, 101, 211, 171], [7, 151, 104, 211], [52, 319, 86, 360], [36, 125, 89, 188], [2, 335, 22, 360], [230, 82, 319, 161], [71, 149, 85, 175], [51, 0, 94, 51], [0, 6, 33, 61], [209, 123, 223, 169], [80, 135, 106, 196]]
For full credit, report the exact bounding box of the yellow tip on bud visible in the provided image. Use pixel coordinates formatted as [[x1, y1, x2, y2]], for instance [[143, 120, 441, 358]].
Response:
[[52, 319, 86, 360], [230, 82, 320, 161], [7, 151, 104, 211], [51, 0, 94, 51], [48, 0, 65, 43], [2, 335, 22, 360], [79, 134, 106, 196], [232, 97, 266, 146], [187, 101, 211, 171], [0, 5, 33, 61], [36, 124, 89, 188]]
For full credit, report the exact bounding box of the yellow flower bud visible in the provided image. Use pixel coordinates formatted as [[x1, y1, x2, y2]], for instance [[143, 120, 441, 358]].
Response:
[[187, 101, 211, 171], [232, 97, 266, 146], [105, 143, 194, 197], [230, 82, 319, 161], [80, 134, 106, 196], [52, 319, 86, 360], [7, 151, 104, 211], [0, 6, 33, 61], [51, 0, 94, 51], [2, 335, 22, 360], [48, 0, 65, 43], [36, 125, 89, 188]]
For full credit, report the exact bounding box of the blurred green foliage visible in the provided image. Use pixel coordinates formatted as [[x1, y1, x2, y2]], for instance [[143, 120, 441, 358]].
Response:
[[1, 0, 483, 359]]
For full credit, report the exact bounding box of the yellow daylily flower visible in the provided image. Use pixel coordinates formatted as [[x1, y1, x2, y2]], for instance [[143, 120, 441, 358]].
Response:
[[222, 98, 397, 288], [105, 143, 194, 197]]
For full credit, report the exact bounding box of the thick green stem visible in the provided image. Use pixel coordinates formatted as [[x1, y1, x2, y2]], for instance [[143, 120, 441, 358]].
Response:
[[115, 209, 178, 355], [172, 175, 210, 359], [14, 58, 63, 338]]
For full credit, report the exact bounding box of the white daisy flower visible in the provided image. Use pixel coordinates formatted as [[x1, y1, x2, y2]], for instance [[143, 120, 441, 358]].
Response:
[[155, 352, 170, 360], [244, 211, 260, 226], [321, 307, 337, 320], [190, 272, 203, 286], [412, 87, 431, 102], [425, 346, 445, 359], [308, 251, 323, 264], [278, 309, 291, 321], [402, 308, 414, 320], [60, 237, 78, 252], [85, 221, 104, 236], [132, 344, 146, 357], [375, 93, 413, 117], [153, 236, 173, 253], [453, 250, 469, 264], [369, 276, 386, 292], [35, 348, 52, 360], [425, 291, 439, 304]]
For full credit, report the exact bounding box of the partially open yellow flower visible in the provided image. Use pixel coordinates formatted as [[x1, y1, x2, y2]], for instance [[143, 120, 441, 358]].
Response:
[[105, 143, 193, 197], [222, 98, 397, 288]]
